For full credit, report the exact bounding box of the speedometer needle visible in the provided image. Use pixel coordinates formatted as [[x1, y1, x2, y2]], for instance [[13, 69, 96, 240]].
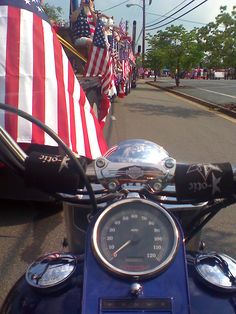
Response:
[[112, 240, 131, 257]]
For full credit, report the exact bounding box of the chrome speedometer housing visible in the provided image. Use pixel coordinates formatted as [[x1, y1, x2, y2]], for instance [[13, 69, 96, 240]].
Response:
[[92, 199, 179, 279]]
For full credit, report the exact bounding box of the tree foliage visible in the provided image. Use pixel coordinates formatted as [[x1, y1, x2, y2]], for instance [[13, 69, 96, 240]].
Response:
[[197, 5, 236, 69], [43, 3, 65, 24], [146, 25, 203, 86], [146, 5, 236, 85]]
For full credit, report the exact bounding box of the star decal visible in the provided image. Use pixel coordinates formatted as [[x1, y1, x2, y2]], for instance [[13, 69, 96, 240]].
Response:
[[58, 156, 70, 173], [187, 164, 222, 181], [211, 173, 221, 195]]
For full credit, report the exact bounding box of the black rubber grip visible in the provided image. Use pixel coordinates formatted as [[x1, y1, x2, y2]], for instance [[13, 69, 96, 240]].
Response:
[[25, 152, 86, 193], [175, 162, 234, 201]]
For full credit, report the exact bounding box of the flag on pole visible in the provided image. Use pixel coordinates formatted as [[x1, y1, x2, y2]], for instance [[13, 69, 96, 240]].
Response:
[[119, 18, 126, 37], [0, 0, 107, 159], [72, 7, 91, 41], [86, 9, 96, 37], [84, 19, 114, 128]]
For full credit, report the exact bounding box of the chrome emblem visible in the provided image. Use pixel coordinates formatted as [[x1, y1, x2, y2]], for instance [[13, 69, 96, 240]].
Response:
[[125, 166, 144, 179]]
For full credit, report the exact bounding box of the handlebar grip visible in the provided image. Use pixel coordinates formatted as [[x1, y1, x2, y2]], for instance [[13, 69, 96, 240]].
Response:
[[25, 152, 87, 193], [175, 162, 234, 202]]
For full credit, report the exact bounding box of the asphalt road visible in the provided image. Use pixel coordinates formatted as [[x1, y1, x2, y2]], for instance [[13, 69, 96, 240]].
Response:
[[0, 80, 236, 307], [152, 77, 236, 106]]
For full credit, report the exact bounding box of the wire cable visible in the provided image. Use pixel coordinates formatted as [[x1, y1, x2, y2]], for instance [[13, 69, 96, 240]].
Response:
[[102, 0, 130, 12], [146, 11, 208, 26], [146, 0, 195, 27], [156, 0, 190, 17], [146, 0, 208, 31]]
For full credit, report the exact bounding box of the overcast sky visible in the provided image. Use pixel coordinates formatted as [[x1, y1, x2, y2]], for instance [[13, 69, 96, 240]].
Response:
[[45, 0, 235, 44]]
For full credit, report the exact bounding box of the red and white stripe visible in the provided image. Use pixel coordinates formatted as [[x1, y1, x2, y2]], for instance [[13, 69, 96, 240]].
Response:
[[0, 5, 107, 159], [84, 44, 114, 128], [87, 12, 95, 36], [84, 45, 114, 96], [122, 60, 130, 81]]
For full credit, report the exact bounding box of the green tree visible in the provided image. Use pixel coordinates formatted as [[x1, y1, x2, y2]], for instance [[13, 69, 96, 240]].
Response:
[[197, 5, 236, 75], [43, 3, 65, 24], [145, 45, 165, 81], [146, 5, 236, 83], [147, 25, 204, 86]]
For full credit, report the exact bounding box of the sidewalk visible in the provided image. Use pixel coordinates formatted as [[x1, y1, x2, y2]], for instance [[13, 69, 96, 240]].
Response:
[[146, 78, 236, 119]]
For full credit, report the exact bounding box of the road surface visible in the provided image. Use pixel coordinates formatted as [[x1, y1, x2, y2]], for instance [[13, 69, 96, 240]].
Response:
[[152, 77, 236, 106]]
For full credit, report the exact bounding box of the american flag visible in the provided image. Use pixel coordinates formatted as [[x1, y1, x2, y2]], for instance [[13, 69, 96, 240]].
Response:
[[129, 49, 136, 64], [84, 19, 114, 128], [87, 9, 96, 37], [72, 7, 91, 41], [70, 1, 95, 37], [122, 60, 130, 81], [119, 19, 126, 37], [0, 0, 107, 159], [119, 39, 130, 61], [108, 32, 119, 60]]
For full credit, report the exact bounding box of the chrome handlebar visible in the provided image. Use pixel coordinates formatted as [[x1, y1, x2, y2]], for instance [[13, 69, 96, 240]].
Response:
[[1, 127, 236, 199]]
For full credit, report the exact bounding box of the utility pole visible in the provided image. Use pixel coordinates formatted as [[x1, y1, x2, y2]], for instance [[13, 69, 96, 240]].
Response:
[[142, 0, 146, 72], [132, 21, 137, 53], [126, 0, 152, 72], [126, 20, 129, 33]]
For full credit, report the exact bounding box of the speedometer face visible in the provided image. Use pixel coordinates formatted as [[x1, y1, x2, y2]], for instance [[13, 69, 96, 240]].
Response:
[[92, 199, 179, 278]]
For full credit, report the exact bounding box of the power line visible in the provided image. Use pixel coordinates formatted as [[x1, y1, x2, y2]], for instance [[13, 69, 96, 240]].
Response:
[[157, 0, 190, 17], [102, 0, 130, 12], [146, 11, 208, 26], [146, 0, 208, 31], [135, 9, 207, 47], [146, 0, 196, 28]]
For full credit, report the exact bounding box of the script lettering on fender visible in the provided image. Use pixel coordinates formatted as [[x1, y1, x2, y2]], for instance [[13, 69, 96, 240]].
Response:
[[187, 164, 222, 196]]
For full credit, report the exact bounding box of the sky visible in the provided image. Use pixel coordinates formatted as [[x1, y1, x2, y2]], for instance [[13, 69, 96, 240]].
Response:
[[45, 0, 235, 45]]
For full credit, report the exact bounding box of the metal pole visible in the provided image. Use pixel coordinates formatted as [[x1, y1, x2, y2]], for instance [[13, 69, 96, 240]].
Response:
[[142, 0, 146, 71], [132, 21, 137, 53], [126, 20, 129, 33], [71, 0, 79, 11]]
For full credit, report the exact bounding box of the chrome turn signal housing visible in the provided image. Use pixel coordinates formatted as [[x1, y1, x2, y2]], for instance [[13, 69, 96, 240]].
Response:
[[25, 252, 77, 291], [195, 252, 236, 293]]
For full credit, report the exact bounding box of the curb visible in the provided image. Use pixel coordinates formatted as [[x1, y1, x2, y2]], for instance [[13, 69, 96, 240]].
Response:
[[146, 81, 236, 119]]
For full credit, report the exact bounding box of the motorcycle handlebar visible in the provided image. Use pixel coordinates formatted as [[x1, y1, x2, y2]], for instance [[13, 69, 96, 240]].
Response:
[[24, 151, 88, 194], [24, 151, 236, 202], [1, 128, 236, 202], [175, 163, 235, 202]]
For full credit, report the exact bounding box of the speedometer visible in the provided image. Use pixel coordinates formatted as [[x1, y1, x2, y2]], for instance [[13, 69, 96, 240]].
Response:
[[92, 199, 179, 278]]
